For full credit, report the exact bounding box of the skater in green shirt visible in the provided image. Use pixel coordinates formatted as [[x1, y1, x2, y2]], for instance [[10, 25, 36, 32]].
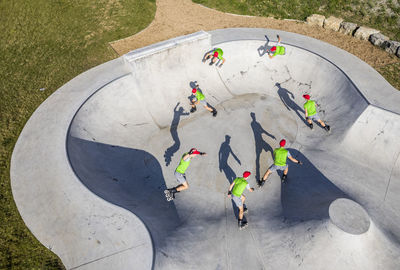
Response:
[[164, 148, 206, 201], [264, 35, 286, 59], [303, 94, 330, 131], [190, 84, 217, 117], [228, 171, 254, 230], [202, 48, 226, 67], [258, 139, 302, 186]]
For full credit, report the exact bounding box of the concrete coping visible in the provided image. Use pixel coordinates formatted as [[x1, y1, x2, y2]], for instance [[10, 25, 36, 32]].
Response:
[[124, 30, 210, 62]]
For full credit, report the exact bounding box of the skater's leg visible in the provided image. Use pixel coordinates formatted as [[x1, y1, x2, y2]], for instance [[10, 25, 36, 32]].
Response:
[[204, 105, 214, 112], [190, 100, 198, 113], [281, 167, 288, 182], [205, 104, 217, 116], [238, 206, 244, 220], [318, 119, 330, 131], [176, 181, 189, 192], [241, 195, 248, 213], [191, 99, 199, 108], [258, 168, 272, 187], [262, 169, 272, 181], [317, 119, 326, 127]]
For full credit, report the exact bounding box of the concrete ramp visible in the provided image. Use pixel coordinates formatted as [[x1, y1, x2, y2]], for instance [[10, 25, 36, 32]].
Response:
[[11, 29, 400, 269]]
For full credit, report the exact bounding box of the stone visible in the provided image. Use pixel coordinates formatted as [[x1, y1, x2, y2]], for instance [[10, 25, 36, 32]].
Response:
[[339, 22, 358, 35], [369, 33, 389, 47], [382, 40, 400, 55], [354, 26, 380, 40], [323, 16, 343, 31], [396, 48, 400, 58], [306, 14, 325, 27]]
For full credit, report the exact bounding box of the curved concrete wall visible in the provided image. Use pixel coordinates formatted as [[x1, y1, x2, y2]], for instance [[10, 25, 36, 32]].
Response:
[[12, 29, 400, 269]]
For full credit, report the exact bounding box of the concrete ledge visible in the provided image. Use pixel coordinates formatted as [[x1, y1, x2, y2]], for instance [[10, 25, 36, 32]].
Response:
[[124, 31, 210, 62]]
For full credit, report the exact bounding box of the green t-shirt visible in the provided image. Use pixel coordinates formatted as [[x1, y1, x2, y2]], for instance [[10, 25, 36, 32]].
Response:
[[176, 153, 191, 174], [303, 100, 317, 116], [196, 90, 205, 101], [273, 148, 288, 166], [232, 177, 248, 197], [214, 48, 224, 60], [272, 46, 285, 56]]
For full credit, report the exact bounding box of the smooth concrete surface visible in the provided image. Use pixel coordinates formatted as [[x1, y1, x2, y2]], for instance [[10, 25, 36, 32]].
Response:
[[11, 29, 400, 269]]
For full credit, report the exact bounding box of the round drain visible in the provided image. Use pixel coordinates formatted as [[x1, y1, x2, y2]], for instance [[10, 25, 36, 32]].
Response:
[[329, 198, 370, 235]]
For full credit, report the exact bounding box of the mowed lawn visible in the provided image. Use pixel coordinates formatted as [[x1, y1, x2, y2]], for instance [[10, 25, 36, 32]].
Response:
[[0, 0, 155, 269], [194, 0, 400, 40]]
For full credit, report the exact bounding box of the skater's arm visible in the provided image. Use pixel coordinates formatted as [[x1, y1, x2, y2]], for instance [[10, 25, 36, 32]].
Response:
[[246, 184, 255, 192], [288, 156, 302, 165], [227, 182, 235, 197]]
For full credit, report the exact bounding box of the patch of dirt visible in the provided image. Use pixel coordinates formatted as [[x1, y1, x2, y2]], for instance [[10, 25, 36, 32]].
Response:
[[110, 0, 399, 72]]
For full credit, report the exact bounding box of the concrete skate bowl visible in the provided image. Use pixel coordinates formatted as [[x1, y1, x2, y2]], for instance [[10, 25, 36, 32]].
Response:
[[11, 29, 400, 269]]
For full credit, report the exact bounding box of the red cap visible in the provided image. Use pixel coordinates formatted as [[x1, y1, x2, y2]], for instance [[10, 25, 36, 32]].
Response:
[[303, 94, 310, 100], [279, 139, 286, 147], [213, 51, 219, 57], [243, 171, 251, 178], [271, 46, 277, 52], [192, 88, 197, 94], [189, 148, 200, 155]]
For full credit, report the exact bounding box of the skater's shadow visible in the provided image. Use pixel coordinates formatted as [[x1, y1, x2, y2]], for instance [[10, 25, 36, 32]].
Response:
[[280, 149, 349, 222], [218, 135, 241, 184], [164, 102, 189, 166], [67, 136, 180, 252], [257, 35, 271, 57], [250, 112, 276, 181], [202, 48, 215, 61], [276, 83, 308, 126]]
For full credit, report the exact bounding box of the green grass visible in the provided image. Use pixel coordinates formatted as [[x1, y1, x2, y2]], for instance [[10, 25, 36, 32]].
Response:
[[0, 0, 155, 269], [378, 62, 400, 90], [194, 0, 400, 40]]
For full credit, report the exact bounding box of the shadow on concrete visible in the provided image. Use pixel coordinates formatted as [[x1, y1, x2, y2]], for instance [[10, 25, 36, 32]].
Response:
[[67, 136, 180, 254], [257, 35, 270, 57], [218, 135, 241, 184], [164, 102, 189, 166], [276, 83, 308, 126], [250, 112, 276, 181], [280, 148, 349, 222]]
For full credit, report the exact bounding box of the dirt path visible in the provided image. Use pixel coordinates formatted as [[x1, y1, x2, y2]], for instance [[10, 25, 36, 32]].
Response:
[[110, 0, 398, 71]]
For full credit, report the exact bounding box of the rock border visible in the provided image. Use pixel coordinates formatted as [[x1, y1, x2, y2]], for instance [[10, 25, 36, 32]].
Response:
[[306, 14, 400, 58]]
